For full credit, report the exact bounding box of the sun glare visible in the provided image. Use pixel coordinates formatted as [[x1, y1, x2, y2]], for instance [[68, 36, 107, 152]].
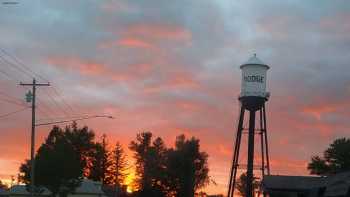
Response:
[[124, 168, 136, 193]]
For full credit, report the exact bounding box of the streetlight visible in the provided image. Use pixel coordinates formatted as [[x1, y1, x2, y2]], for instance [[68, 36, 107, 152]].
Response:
[[35, 115, 115, 126]]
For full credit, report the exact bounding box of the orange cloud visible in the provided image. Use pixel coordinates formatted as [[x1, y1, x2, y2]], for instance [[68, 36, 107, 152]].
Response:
[[100, 23, 192, 50], [117, 37, 153, 49], [47, 57, 107, 76], [47, 57, 155, 82], [175, 100, 201, 112], [100, 1, 136, 13], [169, 74, 199, 88], [269, 157, 309, 175], [141, 70, 200, 94], [124, 23, 192, 42], [302, 105, 337, 120]]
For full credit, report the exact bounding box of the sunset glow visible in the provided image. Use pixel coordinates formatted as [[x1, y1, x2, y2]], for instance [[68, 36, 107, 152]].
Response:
[[1, 0, 350, 195], [124, 167, 136, 193]]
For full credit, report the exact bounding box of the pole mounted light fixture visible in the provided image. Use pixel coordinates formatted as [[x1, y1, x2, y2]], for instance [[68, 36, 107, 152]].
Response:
[[35, 115, 115, 126]]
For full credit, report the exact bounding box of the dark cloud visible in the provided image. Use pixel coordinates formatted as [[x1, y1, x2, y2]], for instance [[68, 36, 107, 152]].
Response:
[[1, 0, 350, 194]]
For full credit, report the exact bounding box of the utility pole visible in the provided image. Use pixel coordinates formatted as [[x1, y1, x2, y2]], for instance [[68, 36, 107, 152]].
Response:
[[20, 78, 50, 197]]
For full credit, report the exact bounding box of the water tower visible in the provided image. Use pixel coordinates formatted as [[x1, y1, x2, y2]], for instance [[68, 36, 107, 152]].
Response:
[[227, 54, 271, 197]]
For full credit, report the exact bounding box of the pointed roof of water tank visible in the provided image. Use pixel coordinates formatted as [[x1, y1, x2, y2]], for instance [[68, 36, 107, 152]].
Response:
[[240, 54, 269, 69]]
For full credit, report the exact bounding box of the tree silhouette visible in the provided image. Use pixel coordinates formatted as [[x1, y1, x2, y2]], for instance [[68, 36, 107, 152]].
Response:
[[235, 173, 260, 197], [88, 134, 113, 185], [112, 142, 128, 195], [129, 132, 152, 190], [308, 138, 350, 175], [129, 132, 167, 197], [149, 137, 167, 191], [19, 125, 82, 197], [64, 122, 96, 177], [166, 135, 209, 197]]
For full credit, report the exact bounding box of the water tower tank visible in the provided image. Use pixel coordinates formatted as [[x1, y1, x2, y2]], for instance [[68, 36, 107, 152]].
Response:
[[240, 54, 270, 98]]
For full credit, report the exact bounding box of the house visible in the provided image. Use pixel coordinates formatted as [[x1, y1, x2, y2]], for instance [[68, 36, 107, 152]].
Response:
[[323, 172, 350, 197], [7, 185, 51, 197], [69, 179, 106, 197], [262, 172, 350, 197], [0, 188, 9, 197], [7, 180, 106, 197]]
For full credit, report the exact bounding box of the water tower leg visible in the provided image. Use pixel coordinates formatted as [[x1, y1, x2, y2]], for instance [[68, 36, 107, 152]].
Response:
[[260, 109, 265, 176], [227, 105, 245, 197], [259, 109, 266, 197], [263, 104, 270, 174], [246, 110, 256, 197]]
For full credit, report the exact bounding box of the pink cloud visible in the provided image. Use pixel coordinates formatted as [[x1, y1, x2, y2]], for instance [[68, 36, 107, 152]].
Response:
[[124, 23, 192, 42], [46, 57, 155, 82], [117, 37, 153, 49], [47, 57, 107, 76], [100, 23, 192, 50]]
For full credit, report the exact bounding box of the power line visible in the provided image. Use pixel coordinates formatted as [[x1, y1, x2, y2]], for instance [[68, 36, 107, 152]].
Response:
[[50, 87, 76, 114], [41, 89, 71, 117], [0, 107, 29, 119], [0, 53, 33, 81], [0, 91, 23, 102], [0, 49, 48, 82], [0, 68, 15, 81], [0, 48, 79, 119], [36, 97, 61, 118], [35, 115, 114, 126], [36, 106, 55, 120], [0, 97, 28, 107], [37, 114, 91, 122], [0, 47, 91, 126]]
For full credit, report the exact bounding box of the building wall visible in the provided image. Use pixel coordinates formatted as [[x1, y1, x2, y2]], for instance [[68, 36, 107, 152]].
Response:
[[67, 194, 105, 197], [268, 191, 299, 197]]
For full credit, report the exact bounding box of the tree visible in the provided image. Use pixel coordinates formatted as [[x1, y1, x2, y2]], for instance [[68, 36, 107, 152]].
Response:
[[166, 135, 209, 197], [129, 132, 153, 190], [235, 173, 260, 197], [19, 126, 82, 197], [64, 122, 96, 177], [308, 138, 350, 175], [88, 134, 114, 185], [149, 137, 167, 190], [129, 132, 167, 197], [112, 142, 128, 194], [130, 133, 210, 197]]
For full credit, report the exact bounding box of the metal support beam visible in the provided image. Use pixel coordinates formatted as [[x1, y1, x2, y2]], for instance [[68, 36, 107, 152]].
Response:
[[263, 104, 270, 175], [227, 105, 245, 197], [227, 101, 270, 197], [246, 110, 256, 197]]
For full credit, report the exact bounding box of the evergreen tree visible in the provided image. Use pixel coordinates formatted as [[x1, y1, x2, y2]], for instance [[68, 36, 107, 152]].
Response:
[[112, 142, 128, 188], [166, 135, 209, 197], [149, 137, 167, 190], [129, 132, 167, 197], [88, 134, 113, 185], [129, 132, 153, 190]]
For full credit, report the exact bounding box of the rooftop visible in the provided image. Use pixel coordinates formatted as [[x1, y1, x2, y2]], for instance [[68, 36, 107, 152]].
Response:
[[263, 175, 326, 191], [240, 54, 270, 69]]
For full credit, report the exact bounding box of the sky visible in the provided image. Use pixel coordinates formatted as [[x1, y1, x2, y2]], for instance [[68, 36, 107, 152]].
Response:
[[0, 0, 350, 195]]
